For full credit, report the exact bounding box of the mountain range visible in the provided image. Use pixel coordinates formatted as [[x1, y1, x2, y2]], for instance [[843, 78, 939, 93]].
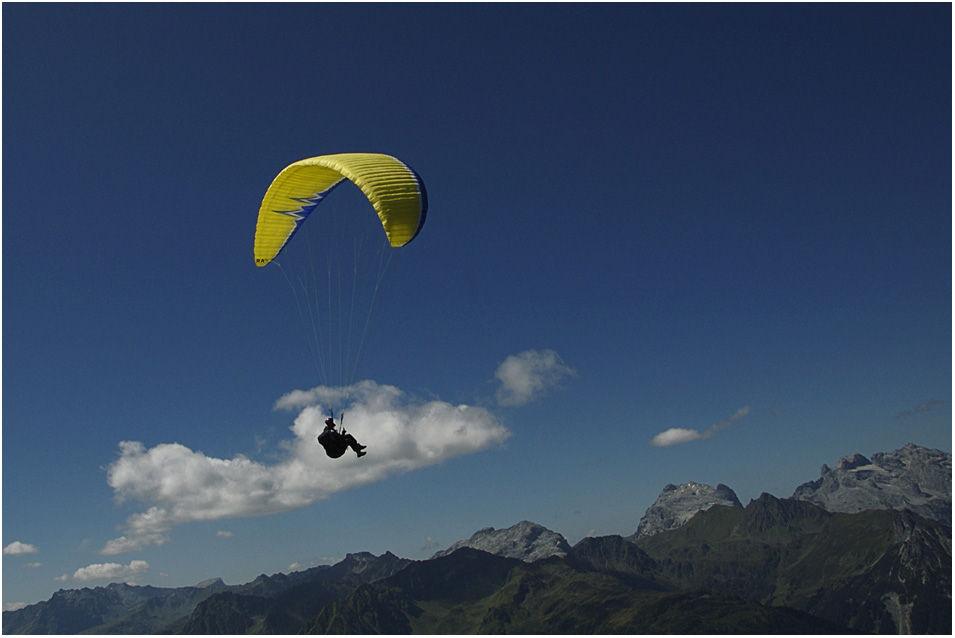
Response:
[[3, 443, 950, 634], [792, 443, 951, 525]]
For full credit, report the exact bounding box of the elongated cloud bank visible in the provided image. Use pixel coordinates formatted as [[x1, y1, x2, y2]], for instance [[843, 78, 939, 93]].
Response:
[[650, 406, 751, 447], [102, 380, 509, 555]]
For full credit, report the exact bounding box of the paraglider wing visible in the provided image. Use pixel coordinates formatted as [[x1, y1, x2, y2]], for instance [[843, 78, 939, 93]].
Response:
[[254, 153, 428, 266]]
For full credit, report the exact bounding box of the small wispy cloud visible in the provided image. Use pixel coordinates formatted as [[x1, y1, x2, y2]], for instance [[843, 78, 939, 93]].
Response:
[[216, 531, 233, 539], [102, 380, 510, 555], [56, 560, 149, 583], [494, 349, 576, 406], [3, 602, 28, 612], [650, 406, 752, 447], [3, 541, 39, 556], [895, 399, 945, 420]]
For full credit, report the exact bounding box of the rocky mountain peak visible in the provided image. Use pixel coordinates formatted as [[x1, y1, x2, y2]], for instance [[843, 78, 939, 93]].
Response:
[[195, 578, 226, 589], [835, 452, 871, 471], [631, 482, 743, 539], [341, 551, 377, 568], [792, 444, 951, 525], [431, 520, 571, 562], [735, 493, 831, 536]]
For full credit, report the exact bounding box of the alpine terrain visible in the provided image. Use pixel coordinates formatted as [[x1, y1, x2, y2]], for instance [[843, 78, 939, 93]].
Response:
[[3, 444, 949, 634]]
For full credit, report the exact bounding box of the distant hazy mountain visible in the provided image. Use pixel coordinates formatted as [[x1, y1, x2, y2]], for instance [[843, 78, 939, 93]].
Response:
[[1, 553, 410, 635], [631, 482, 742, 539], [430, 520, 571, 562], [0, 580, 228, 634], [792, 443, 952, 525], [4, 443, 950, 634]]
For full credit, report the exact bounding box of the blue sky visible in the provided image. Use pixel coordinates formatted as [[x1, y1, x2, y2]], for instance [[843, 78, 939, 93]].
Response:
[[3, 3, 951, 609]]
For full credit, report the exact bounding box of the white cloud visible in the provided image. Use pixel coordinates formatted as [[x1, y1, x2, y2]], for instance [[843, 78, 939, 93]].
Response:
[[102, 380, 510, 554], [650, 427, 702, 447], [216, 530, 233, 539], [4, 602, 28, 612], [274, 385, 353, 412], [3, 541, 39, 556], [58, 560, 149, 583], [25, 562, 42, 569], [650, 406, 751, 447], [494, 349, 576, 406]]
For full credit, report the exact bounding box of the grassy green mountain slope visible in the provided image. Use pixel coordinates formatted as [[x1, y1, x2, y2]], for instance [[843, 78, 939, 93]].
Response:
[[304, 549, 844, 634]]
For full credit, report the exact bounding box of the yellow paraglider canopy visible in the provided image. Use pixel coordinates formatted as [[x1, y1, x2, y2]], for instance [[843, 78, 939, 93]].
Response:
[[254, 153, 428, 267]]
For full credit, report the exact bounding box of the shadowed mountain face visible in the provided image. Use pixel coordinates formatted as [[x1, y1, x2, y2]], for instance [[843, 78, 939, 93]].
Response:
[[302, 548, 846, 635], [629, 494, 951, 634]]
